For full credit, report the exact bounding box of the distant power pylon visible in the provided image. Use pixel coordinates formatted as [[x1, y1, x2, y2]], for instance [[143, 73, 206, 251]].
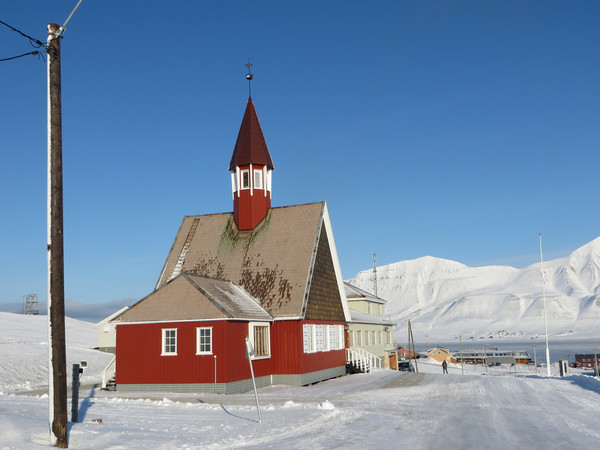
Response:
[[22, 294, 39, 315]]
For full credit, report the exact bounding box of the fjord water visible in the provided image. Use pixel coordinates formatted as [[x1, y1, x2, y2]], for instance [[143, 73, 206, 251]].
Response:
[[415, 338, 600, 364]]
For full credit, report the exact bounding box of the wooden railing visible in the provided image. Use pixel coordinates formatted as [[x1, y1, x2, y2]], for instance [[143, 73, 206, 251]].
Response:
[[101, 355, 116, 389], [346, 347, 382, 373]]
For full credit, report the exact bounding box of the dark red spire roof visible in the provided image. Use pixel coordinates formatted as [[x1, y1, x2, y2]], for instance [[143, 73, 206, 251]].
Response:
[[229, 98, 274, 171]]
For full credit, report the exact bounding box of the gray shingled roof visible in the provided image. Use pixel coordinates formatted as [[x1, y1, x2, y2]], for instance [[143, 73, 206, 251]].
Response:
[[115, 274, 272, 322], [349, 309, 395, 326], [185, 274, 272, 320], [344, 282, 387, 304], [155, 202, 327, 318]]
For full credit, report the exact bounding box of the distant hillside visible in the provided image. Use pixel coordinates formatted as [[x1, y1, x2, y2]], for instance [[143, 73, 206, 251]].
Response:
[[347, 237, 600, 342]]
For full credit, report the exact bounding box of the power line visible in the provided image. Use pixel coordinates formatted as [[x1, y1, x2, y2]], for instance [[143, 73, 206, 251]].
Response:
[[0, 19, 46, 48], [0, 50, 44, 63], [0, 19, 47, 64]]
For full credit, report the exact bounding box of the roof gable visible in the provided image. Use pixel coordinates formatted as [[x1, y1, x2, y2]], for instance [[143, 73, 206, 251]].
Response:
[[155, 202, 348, 320], [303, 223, 345, 321], [349, 309, 395, 325], [344, 282, 386, 304], [185, 274, 272, 321], [229, 98, 274, 171]]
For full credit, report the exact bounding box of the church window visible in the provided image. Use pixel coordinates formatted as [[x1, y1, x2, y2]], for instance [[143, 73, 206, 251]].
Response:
[[303, 324, 316, 353], [161, 328, 177, 355], [254, 169, 263, 189], [196, 327, 212, 355], [241, 170, 250, 189], [249, 322, 270, 358]]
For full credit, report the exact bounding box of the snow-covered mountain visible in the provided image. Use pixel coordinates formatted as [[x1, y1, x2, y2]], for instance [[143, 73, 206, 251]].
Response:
[[347, 237, 600, 342]]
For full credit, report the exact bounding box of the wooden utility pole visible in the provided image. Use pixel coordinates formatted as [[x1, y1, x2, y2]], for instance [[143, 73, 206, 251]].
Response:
[[407, 320, 418, 373], [47, 22, 68, 448]]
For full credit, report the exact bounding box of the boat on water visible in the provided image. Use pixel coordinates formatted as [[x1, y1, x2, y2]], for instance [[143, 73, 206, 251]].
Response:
[[454, 348, 532, 365]]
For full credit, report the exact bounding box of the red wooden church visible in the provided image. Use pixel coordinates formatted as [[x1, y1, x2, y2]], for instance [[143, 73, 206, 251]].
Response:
[[112, 93, 350, 394]]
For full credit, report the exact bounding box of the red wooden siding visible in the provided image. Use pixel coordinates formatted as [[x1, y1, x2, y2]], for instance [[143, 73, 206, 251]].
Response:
[[233, 165, 271, 230], [116, 319, 345, 386], [117, 321, 253, 385], [271, 320, 346, 375]]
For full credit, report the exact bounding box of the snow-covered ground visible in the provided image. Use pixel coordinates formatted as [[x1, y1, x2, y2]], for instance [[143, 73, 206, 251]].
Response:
[[2, 312, 600, 448], [0, 313, 113, 394]]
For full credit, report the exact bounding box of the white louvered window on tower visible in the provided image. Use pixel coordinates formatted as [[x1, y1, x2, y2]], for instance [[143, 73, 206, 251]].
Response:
[[254, 169, 263, 189], [241, 170, 250, 189]]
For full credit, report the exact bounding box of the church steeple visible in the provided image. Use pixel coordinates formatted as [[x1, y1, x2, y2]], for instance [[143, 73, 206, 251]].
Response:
[[230, 97, 274, 230]]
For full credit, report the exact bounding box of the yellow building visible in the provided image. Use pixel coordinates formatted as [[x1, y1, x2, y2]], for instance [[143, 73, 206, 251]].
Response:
[[427, 346, 457, 364], [345, 282, 395, 371]]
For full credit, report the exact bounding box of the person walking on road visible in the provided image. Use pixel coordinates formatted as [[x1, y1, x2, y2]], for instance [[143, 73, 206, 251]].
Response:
[[442, 360, 448, 374]]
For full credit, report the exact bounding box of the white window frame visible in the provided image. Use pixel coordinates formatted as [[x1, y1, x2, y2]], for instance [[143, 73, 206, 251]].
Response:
[[304, 324, 344, 352], [161, 328, 177, 356], [249, 322, 271, 359], [303, 324, 316, 353], [196, 327, 212, 355], [253, 169, 263, 189], [326, 325, 336, 351], [315, 324, 324, 352], [241, 169, 250, 189]]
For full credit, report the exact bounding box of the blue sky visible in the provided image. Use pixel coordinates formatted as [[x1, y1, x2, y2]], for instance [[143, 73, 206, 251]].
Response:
[[2, 1, 599, 309]]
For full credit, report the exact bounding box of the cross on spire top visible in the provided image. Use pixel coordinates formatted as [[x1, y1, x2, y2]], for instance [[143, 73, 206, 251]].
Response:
[[245, 59, 253, 98]]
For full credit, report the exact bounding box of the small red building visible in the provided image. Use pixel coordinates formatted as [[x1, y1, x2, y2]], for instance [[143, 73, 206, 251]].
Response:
[[395, 346, 418, 361], [112, 95, 350, 393], [574, 354, 600, 369]]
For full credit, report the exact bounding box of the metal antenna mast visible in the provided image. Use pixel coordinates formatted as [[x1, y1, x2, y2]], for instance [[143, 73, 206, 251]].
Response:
[[372, 253, 377, 297]]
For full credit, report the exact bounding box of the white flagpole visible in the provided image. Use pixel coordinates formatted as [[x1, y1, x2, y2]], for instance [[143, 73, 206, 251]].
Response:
[[539, 233, 551, 377]]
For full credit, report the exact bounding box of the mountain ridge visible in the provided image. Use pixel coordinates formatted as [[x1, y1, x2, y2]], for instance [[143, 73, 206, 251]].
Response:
[[347, 237, 600, 341]]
